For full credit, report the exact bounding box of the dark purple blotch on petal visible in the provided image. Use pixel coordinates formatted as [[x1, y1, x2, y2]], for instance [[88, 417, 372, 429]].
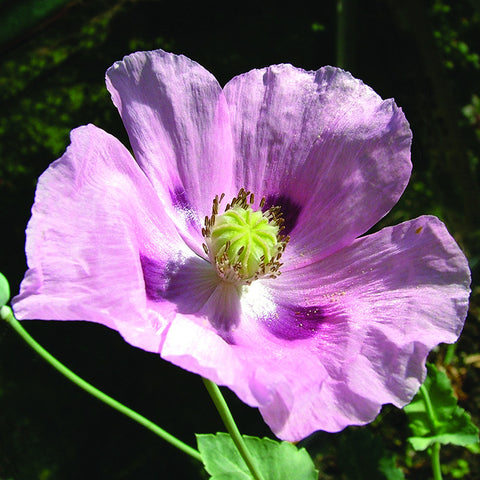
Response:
[[263, 195, 302, 235], [170, 186, 189, 210], [262, 303, 326, 340], [169, 186, 198, 227], [140, 255, 170, 302]]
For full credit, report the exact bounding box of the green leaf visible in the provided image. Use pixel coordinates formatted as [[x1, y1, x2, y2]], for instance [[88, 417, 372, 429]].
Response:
[[196, 433, 318, 480], [0, 272, 10, 307], [404, 364, 479, 451], [378, 456, 406, 480]]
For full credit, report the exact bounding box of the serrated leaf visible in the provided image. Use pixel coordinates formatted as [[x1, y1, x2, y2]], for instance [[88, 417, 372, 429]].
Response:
[[404, 364, 479, 451], [0, 272, 10, 307], [196, 433, 318, 480]]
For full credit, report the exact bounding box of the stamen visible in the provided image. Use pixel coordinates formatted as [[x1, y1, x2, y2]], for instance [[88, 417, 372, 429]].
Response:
[[202, 188, 289, 285]]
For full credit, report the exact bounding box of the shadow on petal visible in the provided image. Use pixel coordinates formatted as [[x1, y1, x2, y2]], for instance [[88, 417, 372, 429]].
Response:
[[140, 254, 241, 336], [201, 282, 242, 343], [249, 366, 294, 433], [357, 326, 429, 405]]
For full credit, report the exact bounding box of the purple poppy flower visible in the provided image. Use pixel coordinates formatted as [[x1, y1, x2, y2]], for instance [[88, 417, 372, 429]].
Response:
[[13, 50, 470, 441]]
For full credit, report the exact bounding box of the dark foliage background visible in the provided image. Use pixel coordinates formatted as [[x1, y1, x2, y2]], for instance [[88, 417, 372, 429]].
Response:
[[0, 0, 479, 478]]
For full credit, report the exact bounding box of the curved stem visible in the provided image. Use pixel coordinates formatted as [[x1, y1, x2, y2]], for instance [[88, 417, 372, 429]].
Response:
[[419, 384, 438, 429], [202, 377, 265, 480], [419, 384, 443, 480], [1, 306, 202, 463]]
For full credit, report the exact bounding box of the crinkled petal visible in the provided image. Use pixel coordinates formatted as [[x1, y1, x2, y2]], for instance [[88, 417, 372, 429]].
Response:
[[158, 216, 469, 440], [12, 124, 193, 352], [223, 65, 412, 265], [106, 50, 236, 254], [264, 215, 470, 438]]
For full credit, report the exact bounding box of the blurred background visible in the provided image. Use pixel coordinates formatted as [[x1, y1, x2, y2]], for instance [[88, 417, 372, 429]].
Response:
[[0, 0, 479, 478]]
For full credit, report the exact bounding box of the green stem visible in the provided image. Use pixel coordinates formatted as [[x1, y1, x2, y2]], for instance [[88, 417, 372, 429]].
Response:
[[443, 343, 456, 365], [431, 443, 442, 480], [419, 384, 443, 480], [202, 378, 265, 480], [419, 384, 438, 429], [1, 305, 202, 463]]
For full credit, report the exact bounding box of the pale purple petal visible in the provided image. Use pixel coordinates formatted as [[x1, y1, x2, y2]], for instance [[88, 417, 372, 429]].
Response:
[[12, 50, 470, 444], [223, 65, 412, 266], [12, 124, 193, 352], [106, 50, 236, 255], [157, 216, 469, 440], [262, 215, 469, 438]]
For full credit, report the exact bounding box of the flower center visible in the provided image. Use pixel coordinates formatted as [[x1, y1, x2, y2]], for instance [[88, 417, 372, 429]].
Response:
[[202, 189, 289, 285]]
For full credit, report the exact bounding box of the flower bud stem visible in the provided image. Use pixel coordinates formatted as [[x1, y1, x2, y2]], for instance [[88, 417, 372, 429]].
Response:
[[419, 384, 443, 480], [202, 377, 265, 480], [1, 306, 202, 463]]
